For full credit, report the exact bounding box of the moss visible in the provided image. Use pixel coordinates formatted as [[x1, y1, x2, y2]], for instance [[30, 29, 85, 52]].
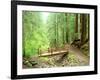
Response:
[[23, 60, 32, 67], [67, 53, 79, 66], [40, 57, 49, 61]]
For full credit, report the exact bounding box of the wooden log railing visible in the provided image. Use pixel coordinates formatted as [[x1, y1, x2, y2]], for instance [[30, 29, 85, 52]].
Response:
[[38, 44, 70, 57]]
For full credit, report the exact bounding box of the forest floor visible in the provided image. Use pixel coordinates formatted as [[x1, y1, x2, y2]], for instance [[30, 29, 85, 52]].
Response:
[[23, 44, 89, 68]]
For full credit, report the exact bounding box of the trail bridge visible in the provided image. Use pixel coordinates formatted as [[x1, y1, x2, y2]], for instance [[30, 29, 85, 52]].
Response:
[[38, 50, 69, 57], [38, 44, 70, 57]]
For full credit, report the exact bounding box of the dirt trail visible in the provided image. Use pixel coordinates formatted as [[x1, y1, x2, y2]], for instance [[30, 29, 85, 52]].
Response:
[[69, 45, 89, 65], [23, 44, 89, 68]]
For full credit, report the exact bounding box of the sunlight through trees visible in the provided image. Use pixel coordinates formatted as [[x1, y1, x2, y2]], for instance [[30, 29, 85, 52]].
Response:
[[22, 11, 89, 59]]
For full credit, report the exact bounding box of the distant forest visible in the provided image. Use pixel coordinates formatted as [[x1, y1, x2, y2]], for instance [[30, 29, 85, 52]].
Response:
[[23, 11, 89, 57]]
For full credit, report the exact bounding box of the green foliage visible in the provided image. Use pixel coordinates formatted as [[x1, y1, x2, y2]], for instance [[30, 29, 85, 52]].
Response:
[[46, 13, 68, 47], [23, 11, 89, 58], [67, 13, 76, 43], [40, 57, 49, 62], [23, 11, 50, 57]]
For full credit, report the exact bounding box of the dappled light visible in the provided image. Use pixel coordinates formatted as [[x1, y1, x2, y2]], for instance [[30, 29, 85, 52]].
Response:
[[41, 12, 50, 24]]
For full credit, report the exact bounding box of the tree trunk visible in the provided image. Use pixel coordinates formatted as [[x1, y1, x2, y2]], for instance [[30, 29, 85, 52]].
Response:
[[78, 14, 81, 39], [23, 13, 25, 57], [75, 14, 78, 33], [80, 14, 87, 45], [65, 13, 69, 43], [63, 27, 65, 44], [87, 14, 90, 41], [55, 14, 57, 48], [56, 14, 59, 48], [75, 14, 78, 40]]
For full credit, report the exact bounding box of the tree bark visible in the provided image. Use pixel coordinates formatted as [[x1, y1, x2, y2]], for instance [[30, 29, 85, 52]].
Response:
[[80, 14, 87, 45], [75, 14, 78, 40], [65, 13, 69, 43], [75, 14, 78, 33], [87, 14, 90, 41]]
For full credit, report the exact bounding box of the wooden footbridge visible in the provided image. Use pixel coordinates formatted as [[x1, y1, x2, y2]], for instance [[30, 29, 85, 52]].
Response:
[[38, 50, 68, 57], [38, 44, 70, 57]]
